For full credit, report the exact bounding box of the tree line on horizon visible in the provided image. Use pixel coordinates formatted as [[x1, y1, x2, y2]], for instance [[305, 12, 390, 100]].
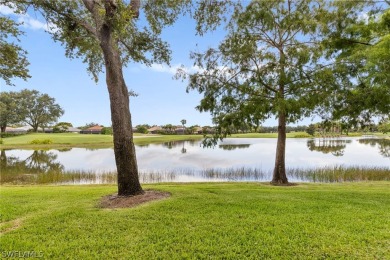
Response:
[[1, 0, 389, 195]]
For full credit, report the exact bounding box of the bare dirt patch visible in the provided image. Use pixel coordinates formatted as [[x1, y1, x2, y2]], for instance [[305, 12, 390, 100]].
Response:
[[100, 190, 171, 209], [1, 218, 24, 235]]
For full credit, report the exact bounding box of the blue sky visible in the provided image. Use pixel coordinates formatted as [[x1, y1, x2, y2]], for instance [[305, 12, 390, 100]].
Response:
[[0, 4, 314, 128]]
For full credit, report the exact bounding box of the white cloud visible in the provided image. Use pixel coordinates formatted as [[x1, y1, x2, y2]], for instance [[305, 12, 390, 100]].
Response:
[[1, 4, 58, 33], [149, 64, 179, 74], [145, 64, 204, 75], [0, 5, 15, 15]]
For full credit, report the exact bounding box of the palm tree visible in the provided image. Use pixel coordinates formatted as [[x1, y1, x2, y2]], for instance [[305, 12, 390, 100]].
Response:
[[180, 119, 186, 135]]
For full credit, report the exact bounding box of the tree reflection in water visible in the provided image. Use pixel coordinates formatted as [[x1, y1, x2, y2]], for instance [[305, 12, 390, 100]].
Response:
[[218, 144, 251, 150], [1, 149, 64, 183], [306, 139, 352, 157], [358, 138, 390, 158]]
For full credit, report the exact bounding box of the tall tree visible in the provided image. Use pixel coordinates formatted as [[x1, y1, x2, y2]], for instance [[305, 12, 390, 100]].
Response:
[[0, 91, 23, 132], [180, 119, 186, 134], [8, 0, 190, 195], [0, 15, 30, 85], [18, 89, 64, 132], [179, 0, 378, 184]]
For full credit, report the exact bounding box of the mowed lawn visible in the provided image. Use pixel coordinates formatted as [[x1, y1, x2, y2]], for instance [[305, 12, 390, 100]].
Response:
[[1, 183, 389, 259], [0, 133, 203, 148]]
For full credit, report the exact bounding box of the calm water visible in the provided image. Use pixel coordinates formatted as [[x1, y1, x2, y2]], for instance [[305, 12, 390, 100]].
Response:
[[1, 137, 389, 183]]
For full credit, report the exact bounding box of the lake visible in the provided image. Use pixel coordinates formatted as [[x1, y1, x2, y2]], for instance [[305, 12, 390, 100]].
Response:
[[1, 137, 389, 184]]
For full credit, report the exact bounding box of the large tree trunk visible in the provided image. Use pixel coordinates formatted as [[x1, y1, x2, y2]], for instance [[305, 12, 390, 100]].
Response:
[[271, 112, 289, 184], [1, 126, 6, 133], [100, 24, 143, 196]]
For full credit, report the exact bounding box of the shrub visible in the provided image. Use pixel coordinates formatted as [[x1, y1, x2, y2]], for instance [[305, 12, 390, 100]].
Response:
[[53, 125, 68, 133], [294, 133, 311, 138], [0, 132, 27, 138], [306, 124, 316, 136], [30, 139, 53, 144], [101, 127, 113, 135]]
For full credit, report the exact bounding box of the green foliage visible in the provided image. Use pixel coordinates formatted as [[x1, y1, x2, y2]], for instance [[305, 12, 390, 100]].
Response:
[[306, 124, 316, 136], [181, 0, 365, 143], [10, 0, 192, 82], [52, 126, 66, 133], [0, 132, 202, 148], [293, 133, 311, 138], [0, 16, 30, 85], [162, 124, 176, 134], [0, 91, 24, 131], [1, 183, 389, 258], [53, 122, 72, 133], [101, 127, 113, 135], [17, 89, 64, 132], [323, 3, 390, 125], [0, 138, 2, 144], [0, 132, 26, 138], [378, 120, 390, 134], [30, 139, 53, 144], [80, 122, 101, 130], [136, 125, 148, 134], [56, 122, 73, 127]]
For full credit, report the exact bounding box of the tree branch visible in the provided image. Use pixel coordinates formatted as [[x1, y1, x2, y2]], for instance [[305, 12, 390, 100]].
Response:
[[82, 0, 96, 13], [130, 0, 140, 19]]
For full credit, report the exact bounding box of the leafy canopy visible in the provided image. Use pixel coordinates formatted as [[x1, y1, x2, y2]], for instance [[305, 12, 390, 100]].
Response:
[[180, 1, 347, 139], [0, 15, 30, 85], [9, 0, 191, 82], [18, 89, 64, 131]]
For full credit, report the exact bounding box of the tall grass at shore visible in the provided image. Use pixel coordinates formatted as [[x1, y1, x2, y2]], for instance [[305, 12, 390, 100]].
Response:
[[288, 166, 390, 182], [1, 166, 388, 185]]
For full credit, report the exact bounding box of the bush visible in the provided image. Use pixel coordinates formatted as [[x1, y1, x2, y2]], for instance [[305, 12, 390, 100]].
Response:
[[30, 139, 53, 144], [101, 127, 113, 135], [53, 125, 68, 133], [306, 124, 316, 136], [294, 133, 311, 138], [0, 132, 27, 138]]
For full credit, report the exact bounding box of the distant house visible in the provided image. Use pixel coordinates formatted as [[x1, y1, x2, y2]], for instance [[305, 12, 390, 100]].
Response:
[[17, 126, 33, 131], [147, 126, 162, 134], [194, 126, 203, 134], [175, 127, 185, 134], [80, 125, 103, 134], [67, 127, 81, 133], [4, 127, 27, 134], [44, 128, 53, 133]]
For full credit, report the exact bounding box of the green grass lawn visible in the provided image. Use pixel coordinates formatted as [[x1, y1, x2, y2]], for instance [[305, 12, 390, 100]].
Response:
[[0, 133, 202, 148], [1, 183, 389, 259]]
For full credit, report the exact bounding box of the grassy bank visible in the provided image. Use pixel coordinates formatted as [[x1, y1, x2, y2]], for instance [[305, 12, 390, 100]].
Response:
[[1, 183, 389, 259], [0, 133, 202, 149]]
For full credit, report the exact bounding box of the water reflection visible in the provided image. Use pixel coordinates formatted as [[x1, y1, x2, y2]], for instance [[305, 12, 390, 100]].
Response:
[[1, 149, 64, 183], [161, 140, 197, 149], [306, 139, 352, 157], [219, 144, 251, 150], [358, 138, 390, 158], [1, 149, 63, 174], [1, 137, 389, 184]]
